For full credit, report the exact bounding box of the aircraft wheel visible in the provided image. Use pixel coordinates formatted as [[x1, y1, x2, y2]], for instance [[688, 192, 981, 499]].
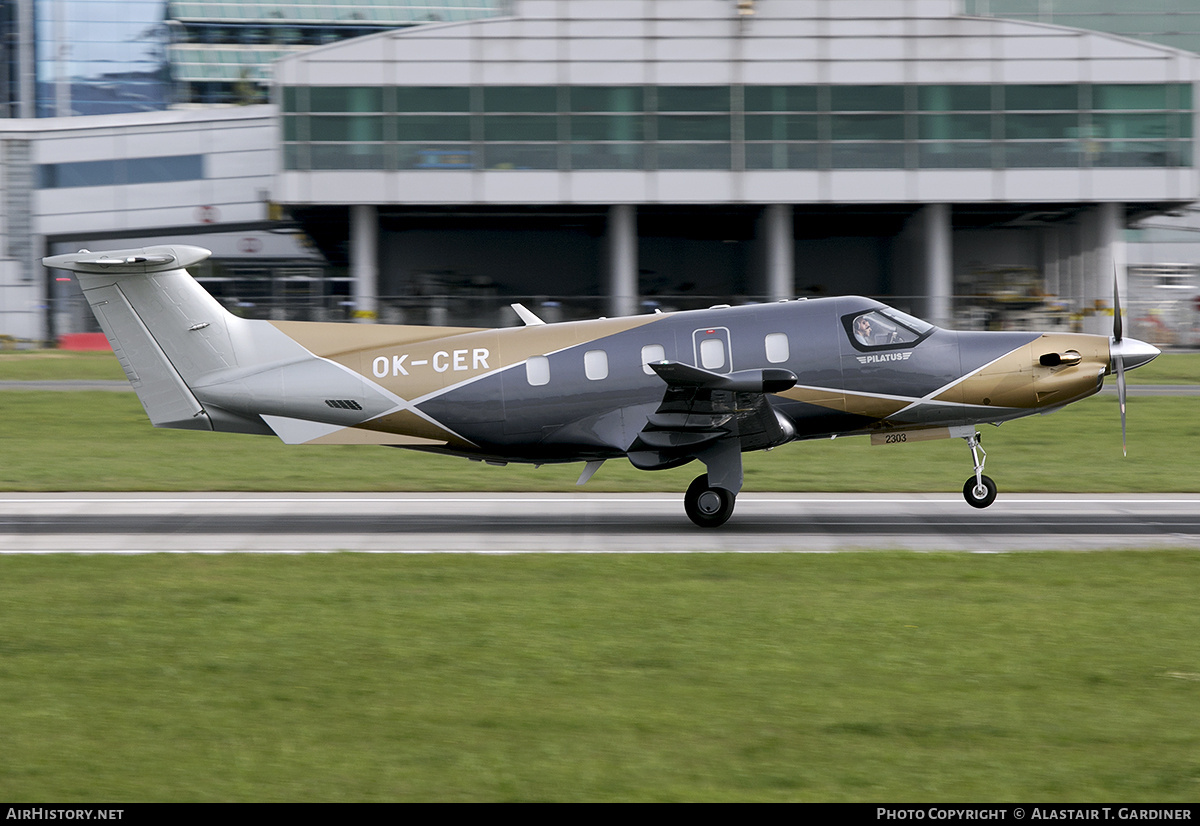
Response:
[[963, 475, 998, 509], [685, 474, 736, 528]]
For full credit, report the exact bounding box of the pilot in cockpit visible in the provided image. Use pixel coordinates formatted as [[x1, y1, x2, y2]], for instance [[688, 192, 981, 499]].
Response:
[[854, 312, 905, 346], [853, 314, 874, 346]]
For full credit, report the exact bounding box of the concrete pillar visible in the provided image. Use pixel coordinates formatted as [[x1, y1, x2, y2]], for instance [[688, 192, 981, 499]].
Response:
[[1082, 203, 1124, 335], [923, 204, 953, 328], [606, 204, 638, 318], [350, 204, 379, 323], [1041, 227, 1060, 300], [1068, 215, 1085, 326], [761, 204, 794, 302], [1098, 200, 1126, 306]]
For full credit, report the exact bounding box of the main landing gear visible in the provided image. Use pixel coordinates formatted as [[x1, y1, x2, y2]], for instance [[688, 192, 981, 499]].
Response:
[[685, 474, 736, 528], [961, 430, 997, 509]]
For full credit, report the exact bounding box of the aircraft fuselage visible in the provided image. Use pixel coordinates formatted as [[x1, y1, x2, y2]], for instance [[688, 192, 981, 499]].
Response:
[[233, 296, 1115, 464]]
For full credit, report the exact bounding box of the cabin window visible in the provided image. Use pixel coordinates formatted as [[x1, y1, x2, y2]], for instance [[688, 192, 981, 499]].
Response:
[[765, 332, 789, 364], [699, 337, 726, 370], [641, 344, 666, 375], [584, 349, 609, 381], [526, 355, 550, 386]]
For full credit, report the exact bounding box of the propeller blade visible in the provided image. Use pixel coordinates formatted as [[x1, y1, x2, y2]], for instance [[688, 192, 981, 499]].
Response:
[[1112, 258, 1127, 455], [1116, 352, 1127, 457], [1109, 257, 1162, 456], [1113, 261, 1123, 343]]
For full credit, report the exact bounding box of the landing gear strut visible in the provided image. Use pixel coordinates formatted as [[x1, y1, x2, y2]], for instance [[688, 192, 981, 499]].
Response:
[[961, 430, 997, 509], [685, 474, 736, 528]]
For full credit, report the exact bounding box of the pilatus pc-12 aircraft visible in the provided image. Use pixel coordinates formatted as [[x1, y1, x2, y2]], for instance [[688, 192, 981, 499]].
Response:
[[45, 245, 1160, 528]]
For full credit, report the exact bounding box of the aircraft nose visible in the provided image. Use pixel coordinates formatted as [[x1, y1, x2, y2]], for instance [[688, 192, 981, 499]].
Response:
[[1110, 336, 1161, 372]]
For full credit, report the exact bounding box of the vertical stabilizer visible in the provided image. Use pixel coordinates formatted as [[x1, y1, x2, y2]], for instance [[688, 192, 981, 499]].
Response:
[[43, 246, 227, 430]]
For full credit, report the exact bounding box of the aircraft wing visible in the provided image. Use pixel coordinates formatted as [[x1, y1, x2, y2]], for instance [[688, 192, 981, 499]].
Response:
[[628, 361, 798, 490]]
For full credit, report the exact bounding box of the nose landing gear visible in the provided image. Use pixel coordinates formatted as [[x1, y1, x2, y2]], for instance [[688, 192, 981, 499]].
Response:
[[960, 430, 997, 509]]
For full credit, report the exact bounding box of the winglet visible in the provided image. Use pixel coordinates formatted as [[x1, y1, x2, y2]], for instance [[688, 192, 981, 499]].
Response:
[[510, 303, 547, 327]]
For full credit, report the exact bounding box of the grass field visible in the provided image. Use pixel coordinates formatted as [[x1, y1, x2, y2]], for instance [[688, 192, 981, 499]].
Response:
[[1114, 351, 1200, 384], [1, 353, 1198, 801], [0, 350, 128, 382], [0, 349, 1194, 493], [0, 389, 1195, 492], [1, 552, 1198, 802]]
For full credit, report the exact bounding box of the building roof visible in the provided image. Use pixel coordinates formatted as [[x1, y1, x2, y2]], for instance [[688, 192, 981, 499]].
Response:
[[275, 0, 1198, 88], [272, 0, 1200, 207]]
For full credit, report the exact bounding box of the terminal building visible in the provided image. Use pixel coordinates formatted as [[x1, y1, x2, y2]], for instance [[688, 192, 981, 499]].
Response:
[[3, 0, 1200, 345]]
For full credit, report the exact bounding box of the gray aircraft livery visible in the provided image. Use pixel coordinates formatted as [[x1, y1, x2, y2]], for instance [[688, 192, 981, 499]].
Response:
[[44, 245, 1160, 527]]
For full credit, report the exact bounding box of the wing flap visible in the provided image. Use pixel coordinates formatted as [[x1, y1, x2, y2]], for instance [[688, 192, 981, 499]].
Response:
[[628, 361, 798, 488], [635, 429, 724, 450]]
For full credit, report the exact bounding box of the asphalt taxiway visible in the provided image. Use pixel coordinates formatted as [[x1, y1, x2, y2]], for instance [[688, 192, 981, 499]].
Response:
[[0, 492, 1197, 553]]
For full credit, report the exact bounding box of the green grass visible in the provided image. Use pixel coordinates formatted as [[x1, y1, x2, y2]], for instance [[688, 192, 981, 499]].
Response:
[[0, 350, 128, 381], [1122, 351, 1200, 384], [2, 351, 1197, 801], [0, 350, 1195, 492], [0, 389, 1195, 492], [1, 552, 1198, 801]]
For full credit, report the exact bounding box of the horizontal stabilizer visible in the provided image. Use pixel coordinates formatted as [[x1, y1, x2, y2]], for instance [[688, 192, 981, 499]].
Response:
[[261, 415, 446, 447], [43, 245, 211, 275]]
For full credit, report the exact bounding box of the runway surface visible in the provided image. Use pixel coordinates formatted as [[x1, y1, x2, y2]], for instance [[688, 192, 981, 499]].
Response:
[[0, 492, 1197, 553]]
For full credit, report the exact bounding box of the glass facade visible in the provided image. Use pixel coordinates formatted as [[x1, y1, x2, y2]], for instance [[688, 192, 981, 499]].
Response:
[[280, 83, 1195, 172], [965, 1, 1200, 56], [22, 1, 503, 116], [170, 1, 501, 23], [34, 0, 171, 117], [167, 1, 502, 105], [38, 154, 205, 188], [1, 1, 19, 117]]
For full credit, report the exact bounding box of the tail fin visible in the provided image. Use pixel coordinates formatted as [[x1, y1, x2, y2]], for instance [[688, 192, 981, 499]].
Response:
[[45, 245, 425, 444], [43, 246, 235, 431]]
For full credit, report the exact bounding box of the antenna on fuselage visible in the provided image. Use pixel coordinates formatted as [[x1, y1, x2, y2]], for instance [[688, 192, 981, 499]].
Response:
[[510, 303, 546, 327]]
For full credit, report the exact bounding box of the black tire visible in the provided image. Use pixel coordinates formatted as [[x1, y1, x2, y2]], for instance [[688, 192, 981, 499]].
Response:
[[963, 475, 998, 509], [684, 474, 736, 528]]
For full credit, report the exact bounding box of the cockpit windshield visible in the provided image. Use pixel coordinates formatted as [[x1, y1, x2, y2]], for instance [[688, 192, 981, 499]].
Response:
[[846, 308, 935, 350]]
